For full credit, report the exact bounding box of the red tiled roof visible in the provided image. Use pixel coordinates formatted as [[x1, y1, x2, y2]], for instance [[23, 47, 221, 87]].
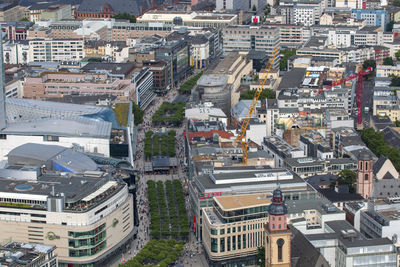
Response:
[[188, 130, 234, 141]]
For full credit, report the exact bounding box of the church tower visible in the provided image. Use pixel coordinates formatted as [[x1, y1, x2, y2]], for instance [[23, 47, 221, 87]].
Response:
[[356, 153, 373, 199], [265, 187, 291, 267]]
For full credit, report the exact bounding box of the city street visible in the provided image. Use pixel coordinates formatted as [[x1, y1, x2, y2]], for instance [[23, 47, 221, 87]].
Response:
[[111, 75, 197, 266]]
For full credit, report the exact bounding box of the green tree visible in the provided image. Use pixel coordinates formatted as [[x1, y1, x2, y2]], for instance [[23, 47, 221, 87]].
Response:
[[280, 49, 296, 71], [363, 59, 376, 79], [391, 76, 400, 86], [20, 17, 29, 21], [252, 4, 257, 11], [361, 128, 400, 171], [240, 89, 276, 100], [363, 59, 376, 70], [395, 120, 400, 127], [396, 50, 400, 61], [132, 102, 144, 125], [336, 169, 357, 192], [256, 246, 265, 267], [394, 0, 400, 6], [113, 13, 136, 23], [383, 57, 395, 66], [386, 20, 395, 32]]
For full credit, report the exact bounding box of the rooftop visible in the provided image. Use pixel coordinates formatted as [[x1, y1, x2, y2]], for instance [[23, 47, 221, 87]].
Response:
[[194, 168, 306, 193], [0, 242, 56, 267], [214, 193, 272, 211]]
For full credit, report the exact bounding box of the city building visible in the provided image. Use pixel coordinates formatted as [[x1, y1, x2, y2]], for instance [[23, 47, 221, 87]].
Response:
[[28, 3, 72, 22], [137, 10, 237, 28], [215, 0, 248, 11], [293, 219, 397, 267], [360, 198, 400, 248], [298, 130, 333, 159], [185, 103, 228, 126], [0, 242, 57, 267], [262, 136, 305, 167], [2, 40, 29, 64], [0, 143, 136, 266], [222, 25, 281, 69], [76, 0, 144, 18], [0, 21, 33, 40], [28, 39, 84, 62], [155, 39, 191, 88], [0, 0, 25, 21], [351, 9, 389, 28], [0, 98, 135, 162], [201, 188, 343, 266], [190, 167, 313, 241], [325, 108, 354, 130], [284, 157, 357, 178], [23, 72, 135, 101]]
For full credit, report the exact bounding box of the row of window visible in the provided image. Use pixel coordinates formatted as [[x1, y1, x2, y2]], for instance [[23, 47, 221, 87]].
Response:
[[211, 231, 265, 253], [211, 223, 265, 236]]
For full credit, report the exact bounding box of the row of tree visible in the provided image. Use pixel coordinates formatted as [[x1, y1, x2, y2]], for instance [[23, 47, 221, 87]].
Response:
[[144, 131, 176, 160], [152, 102, 186, 127], [120, 239, 184, 267], [147, 180, 189, 239], [361, 128, 400, 171], [178, 71, 203, 95], [240, 88, 275, 100]]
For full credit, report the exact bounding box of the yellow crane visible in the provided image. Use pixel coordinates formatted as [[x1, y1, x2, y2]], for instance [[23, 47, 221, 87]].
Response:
[[235, 47, 279, 165]]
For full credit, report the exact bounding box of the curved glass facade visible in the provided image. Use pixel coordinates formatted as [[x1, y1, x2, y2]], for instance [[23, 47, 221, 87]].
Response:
[[68, 224, 107, 257]]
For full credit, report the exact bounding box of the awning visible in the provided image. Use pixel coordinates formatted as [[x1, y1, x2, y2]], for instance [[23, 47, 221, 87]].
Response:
[[82, 181, 117, 202]]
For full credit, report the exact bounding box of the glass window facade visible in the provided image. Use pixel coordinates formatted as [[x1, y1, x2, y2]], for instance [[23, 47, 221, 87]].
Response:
[[211, 238, 218, 253]]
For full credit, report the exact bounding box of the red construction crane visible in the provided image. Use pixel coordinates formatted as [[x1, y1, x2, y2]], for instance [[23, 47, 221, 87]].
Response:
[[317, 67, 373, 127]]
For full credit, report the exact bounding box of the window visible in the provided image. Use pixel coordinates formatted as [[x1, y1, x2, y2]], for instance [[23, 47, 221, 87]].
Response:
[[365, 174, 369, 180], [211, 238, 218, 252], [0, 134, 6, 139], [227, 237, 231, 251], [277, 238, 285, 261], [232, 236, 236, 250], [365, 161, 368, 170], [211, 228, 218, 235], [220, 238, 225, 252], [220, 229, 225, 235], [43, 135, 59, 142]]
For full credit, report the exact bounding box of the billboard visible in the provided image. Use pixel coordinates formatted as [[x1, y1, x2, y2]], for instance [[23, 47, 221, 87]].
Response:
[[252, 16, 260, 24]]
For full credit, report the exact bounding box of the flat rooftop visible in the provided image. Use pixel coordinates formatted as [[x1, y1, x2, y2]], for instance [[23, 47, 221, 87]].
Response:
[[194, 168, 307, 193], [214, 193, 272, 211]]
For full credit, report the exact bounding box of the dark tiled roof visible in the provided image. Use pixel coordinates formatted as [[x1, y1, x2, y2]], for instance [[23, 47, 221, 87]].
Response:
[[290, 226, 330, 267], [382, 126, 400, 150], [373, 155, 387, 175], [77, 0, 143, 16]]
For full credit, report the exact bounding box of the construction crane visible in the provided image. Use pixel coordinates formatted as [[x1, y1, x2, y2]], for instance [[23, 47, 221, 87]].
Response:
[[235, 47, 279, 165], [317, 67, 373, 128]]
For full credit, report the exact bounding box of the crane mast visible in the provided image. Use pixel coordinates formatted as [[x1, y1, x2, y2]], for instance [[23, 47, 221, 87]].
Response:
[[317, 67, 372, 128], [235, 47, 279, 165]]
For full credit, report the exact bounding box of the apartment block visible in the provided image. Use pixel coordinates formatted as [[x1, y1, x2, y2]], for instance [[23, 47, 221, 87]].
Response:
[[351, 9, 389, 28], [28, 39, 84, 62], [222, 25, 280, 68]]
